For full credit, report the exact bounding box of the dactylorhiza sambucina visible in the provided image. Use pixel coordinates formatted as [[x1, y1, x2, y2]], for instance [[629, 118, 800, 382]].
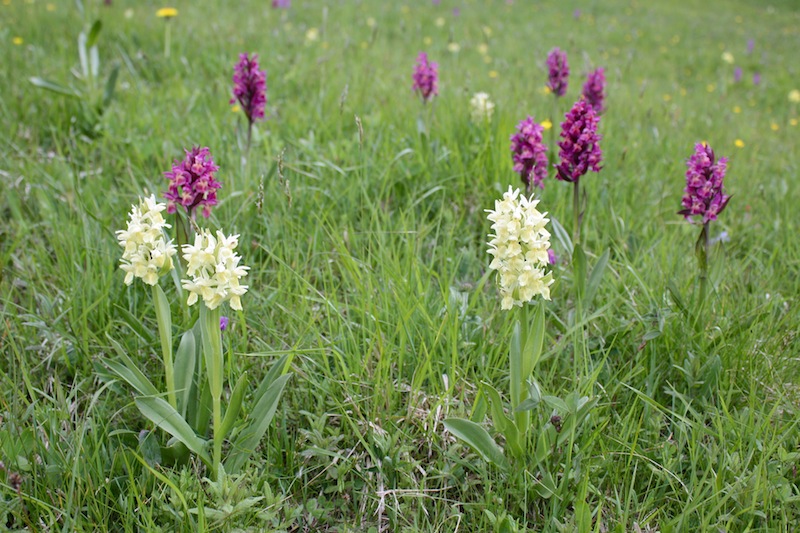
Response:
[[679, 142, 731, 224], [581, 67, 606, 115], [164, 146, 222, 219], [510, 117, 549, 191], [470, 92, 495, 123], [182, 229, 249, 311], [412, 52, 438, 103], [487, 187, 554, 310], [231, 53, 267, 126], [117, 195, 177, 286], [546, 48, 569, 98]]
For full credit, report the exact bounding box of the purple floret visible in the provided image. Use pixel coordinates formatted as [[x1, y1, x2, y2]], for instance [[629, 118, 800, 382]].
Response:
[[555, 99, 602, 183], [581, 67, 606, 114], [679, 143, 731, 224], [510, 117, 549, 189], [412, 52, 438, 102], [546, 48, 569, 97], [164, 147, 222, 218], [231, 53, 267, 124]]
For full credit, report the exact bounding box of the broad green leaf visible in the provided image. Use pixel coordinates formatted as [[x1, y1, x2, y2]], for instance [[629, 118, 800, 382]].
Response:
[[481, 383, 512, 433], [521, 302, 545, 379], [543, 395, 568, 413], [443, 418, 507, 468], [469, 389, 488, 423], [584, 248, 609, 305], [532, 470, 557, 499], [174, 330, 196, 417], [29, 77, 80, 98], [86, 19, 102, 48], [102, 64, 120, 108], [135, 396, 210, 465], [200, 306, 223, 400], [78, 32, 89, 79], [138, 430, 161, 467], [195, 379, 212, 437], [113, 304, 156, 343], [252, 354, 290, 406], [104, 340, 158, 397], [218, 372, 248, 441], [550, 216, 573, 256], [225, 373, 291, 473], [482, 383, 524, 456], [89, 45, 100, 79], [508, 319, 523, 408]]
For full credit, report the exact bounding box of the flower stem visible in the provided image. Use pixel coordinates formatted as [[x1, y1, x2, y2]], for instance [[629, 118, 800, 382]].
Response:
[[164, 21, 171, 59], [152, 284, 176, 409], [696, 222, 710, 328], [200, 305, 224, 479], [572, 180, 581, 246]]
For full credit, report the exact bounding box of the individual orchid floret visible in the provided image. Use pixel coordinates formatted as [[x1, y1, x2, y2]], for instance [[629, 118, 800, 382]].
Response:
[[163, 146, 222, 218], [581, 67, 606, 114], [510, 117, 549, 190], [679, 143, 731, 224], [231, 53, 267, 125], [182, 229, 249, 311], [117, 195, 177, 286], [486, 186, 554, 310], [412, 52, 438, 102], [470, 92, 495, 122], [555, 99, 602, 183], [546, 48, 569, 97]]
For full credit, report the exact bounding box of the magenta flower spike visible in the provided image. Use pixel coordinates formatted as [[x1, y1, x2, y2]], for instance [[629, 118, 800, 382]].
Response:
[[581, 67, 606, 114], [164, 147, 222, 218], [231, 53, 267, 125], [272, 0, 290, 7], [412, 52, 439, 103], [556, 99, 602, 184], [679, 143, 730, 224], [546, 48, 569, 98], [510, 117, 548, 191]]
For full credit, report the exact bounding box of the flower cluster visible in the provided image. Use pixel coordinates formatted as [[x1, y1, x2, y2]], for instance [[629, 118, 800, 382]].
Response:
[[487, 187, 554, 310], [581, 67, 606, 114], [164, 146, 222, 218], [510, 117, 548, 190], [117, 196, 177, 286], [182, 229, 249, 311], [412, 52, 438, 102], [546, 48, 569, 97], [556, 99, 602, 183], [469, 92, 495, 122], [679, 143, 730, 223], [272, 0, 290, 7], [231, 53, 267, 124]]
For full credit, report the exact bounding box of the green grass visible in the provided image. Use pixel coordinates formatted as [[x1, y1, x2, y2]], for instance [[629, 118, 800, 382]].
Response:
[[1, 0, 799, 530]]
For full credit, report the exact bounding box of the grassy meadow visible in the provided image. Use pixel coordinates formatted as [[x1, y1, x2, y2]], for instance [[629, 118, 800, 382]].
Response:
[[2, 0, 800, 531]]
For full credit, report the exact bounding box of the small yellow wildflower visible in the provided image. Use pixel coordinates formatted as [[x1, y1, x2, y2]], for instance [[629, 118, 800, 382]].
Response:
[[489, 70, 499, 79], [305, 27, 319, 43], [541, 119, 552, 130], [360, 41, 368, 50], [789, 89, 800, 103], [482, 26, 493, 37], [400, 5, 409, 14], [663, 94, 672, 102], [680, 88, 687, 96], [477, 43, 489, 55], [366, 17, 376, 28], [447, 42, 460, 53], [790, 118, 798, 127], [721, 52, 734, 64], [435, 17, 445, 27], [2, 0, 11, 6], [539, 86, 551, 95], [770, 122, 779, 131], [12, 36, 23, 45], [483, 55, 492, 64], [156, 7, 178, 18], [671, 35, 680, 45], [733, 106, 741, 113], [423, 36, 432, 45], [231, 105, 241, 113], [706, 83, 715, 93], [734, 139, 745, 148], [46, 3, 55, 11]]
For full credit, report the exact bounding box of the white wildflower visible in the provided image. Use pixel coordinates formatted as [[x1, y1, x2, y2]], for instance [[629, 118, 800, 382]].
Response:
[[117, 195, 176, 286], [470, 92, 495, 123], [182, 229, 249, 311], [486, 186, 553, 309]]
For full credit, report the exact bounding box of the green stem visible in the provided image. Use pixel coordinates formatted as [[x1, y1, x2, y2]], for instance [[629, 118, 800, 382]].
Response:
[[696, 222, 710, 330], [152, 285, 176, 408], [200, 305, 224, 479], [573, 180, 581, 246], [164, 21, 171, 59]]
